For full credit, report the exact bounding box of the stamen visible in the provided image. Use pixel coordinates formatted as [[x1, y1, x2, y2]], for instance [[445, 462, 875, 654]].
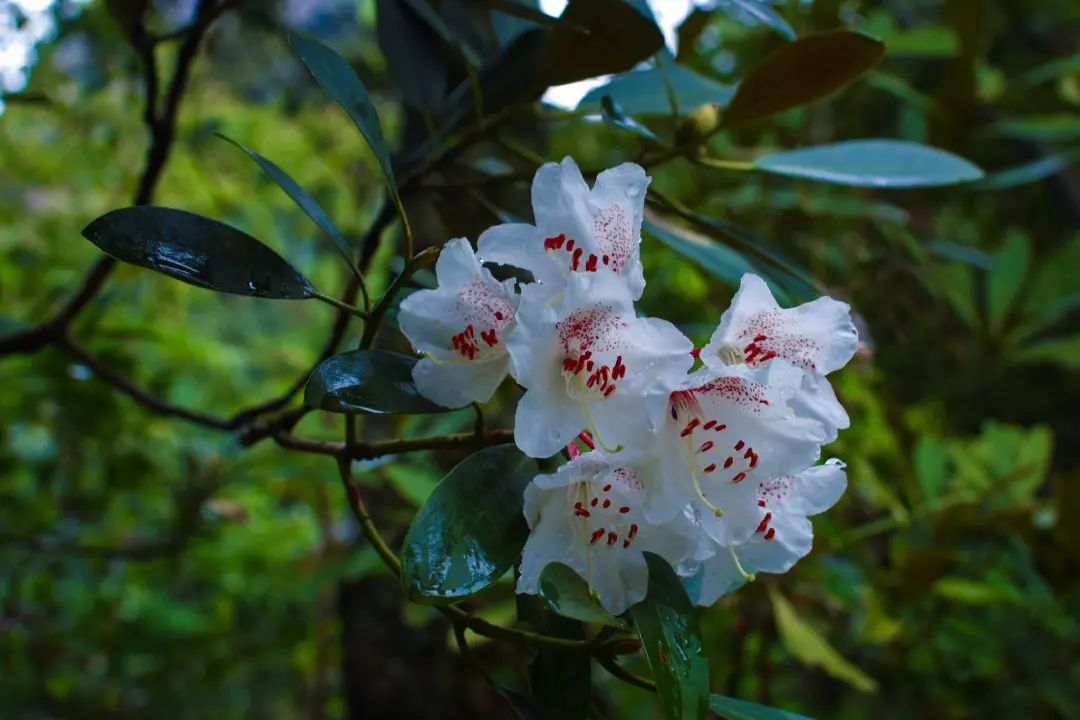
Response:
[[728, 545, 757, 583], [686, 435, 723, 517]]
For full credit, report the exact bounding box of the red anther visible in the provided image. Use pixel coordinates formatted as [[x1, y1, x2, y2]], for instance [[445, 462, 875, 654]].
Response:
[[680, 419, 700, 437], [623, 539, 632, 548], [579, 432, 596, 450], [603, 484, 612, 492], [619, 506, 630, 514], [703, 463, 717, 473], [612, 355, 626, 380], [757, 499, 766, 507], [747, 450, 758, 468], [628, 524, 638, 538], [495, 311, 505, 321], [703, 420, 716, 430], [481, 329, 497, 346], [586, 375, 597, 389], [571, 247, 584, 271], [732, 471, 747, 484], [764, 528, 776, 540], [567, 442, 581, 461], [734, 440, 745, 451], [590, 498, 598, 507], [607, 531, 618, 546], [690, 347, 701, 359], [585, 254, 598, 272], [603, 384, 616, 398], [575, 353, 588, 374], [590, 529, 605, 544], [723, 457, 734, 469], [714, 424, 727, 432], [602, 254, 610, 265], [466, 324, 474, 337], [602, 499, 611, 509], [754, 334, 767, 342], [755, 512, 772, 534], [698, 440, 715, 453], [743, 342, 757, 354], [745, 347, 761, 362], [587, 360, 594, 371], [760, 350, 777, 362], [566, 238, 575, 252]]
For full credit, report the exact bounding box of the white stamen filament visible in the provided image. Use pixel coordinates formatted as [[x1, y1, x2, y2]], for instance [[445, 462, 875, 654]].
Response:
[[729, 545, 756, 583]]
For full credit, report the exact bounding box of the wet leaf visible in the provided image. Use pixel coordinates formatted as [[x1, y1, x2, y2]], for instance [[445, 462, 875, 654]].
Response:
[[304, 350, 446, 414], [630, 553, 709, 720], [723, 30, 885, 127], [538, 562, 629, 629], [754, 140, 984, 187], [709, 694, 813, 720], [402, 445, 538, 602], [81, 206, 314, 298]]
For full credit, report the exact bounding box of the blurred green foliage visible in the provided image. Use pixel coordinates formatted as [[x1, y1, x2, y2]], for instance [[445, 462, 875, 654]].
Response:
[[1, 0, 1078, 718]]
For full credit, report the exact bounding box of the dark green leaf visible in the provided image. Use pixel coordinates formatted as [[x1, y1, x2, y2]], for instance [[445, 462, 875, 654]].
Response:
[[376, 0, 448, 110], [973, 149, 1080, 190], [643, 216, 757, 291], [630, 553, 709, 720], [722, 30, 885, 127], [990, 114, 1080, 141], [717, 0, 796, 41], [81, 206, 314, 298], [601, 95, 660, 141], [578, 64, 735, 115], [518, 594, 591, 720], [289, 34, 402, 208], [402, 445, 537, 602], [538, 562, 629, 629], [709, 694, 813, 720], [219, 135, 357, 271], [754, 140, 984, 187], [545, 0, 664, 86], [986, 230, 1030, 332], [304, 350, 446, 414]]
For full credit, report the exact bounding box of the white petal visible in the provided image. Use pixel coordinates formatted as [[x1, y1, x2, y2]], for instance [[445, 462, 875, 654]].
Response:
[[513, 383, 583, 458], [779, 459, 847, 517], [412, 354, 509, 408], [434, 237, 483, 287], [477, 222, 562, 287], [590, 162, 649, 298]]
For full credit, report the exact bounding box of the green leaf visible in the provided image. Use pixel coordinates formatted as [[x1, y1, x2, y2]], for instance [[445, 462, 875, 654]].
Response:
[[219, 135, 358, 273], [629, 553, 709, 720], [401, 446, 538, 602], [375, 0, 448, 110], [600, 95, 660, 141], [991, 114, 1080, 141], [538, 562, 629, 629], [722, 30, 885, 127], [578, 64, 735, 116], [289, 34, 402, 211], [709, 694, 813, 720], [716, 0, 796, 41], [545, 0, 664, 86], [875, 25, 958, 58], [517, 593, 591, 720], [768, 586, 878, 693], [304, 350, 447, 414], [1010, 335, 1080, 370], [81, 206, 314, 298], [973, 149, 1080, 190], [754, 140, 984, 188], [986, 230, 1030, 333], [643, 216, 758, 292]]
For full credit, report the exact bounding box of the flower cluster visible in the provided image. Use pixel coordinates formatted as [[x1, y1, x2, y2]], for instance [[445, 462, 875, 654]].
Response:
[[399, 158, 858, 614]]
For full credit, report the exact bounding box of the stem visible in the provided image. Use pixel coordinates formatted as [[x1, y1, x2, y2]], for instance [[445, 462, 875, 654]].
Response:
[[694, 156, 755, 172], [596, 654, 657, 692], [310, 291, 368, 318]]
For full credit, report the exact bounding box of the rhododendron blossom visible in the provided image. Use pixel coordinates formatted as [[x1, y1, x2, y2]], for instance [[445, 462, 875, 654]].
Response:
[[478, 157, 649, 300], [398, 238, 518, 408], [405, 159, 859, 608]]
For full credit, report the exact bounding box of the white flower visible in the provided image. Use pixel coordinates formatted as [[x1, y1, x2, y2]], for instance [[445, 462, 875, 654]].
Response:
[[507, 271, 693, 458], [701, 274, 859, 440], [644, 363, 829, 548], [398, 238, 518, 408], [478, 157, 650, 300], [517, 449, 704, 615], [683, 459, 848, 606]]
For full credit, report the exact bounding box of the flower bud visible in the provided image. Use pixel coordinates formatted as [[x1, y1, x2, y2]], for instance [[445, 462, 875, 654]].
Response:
[[675, 102, 721, 146]]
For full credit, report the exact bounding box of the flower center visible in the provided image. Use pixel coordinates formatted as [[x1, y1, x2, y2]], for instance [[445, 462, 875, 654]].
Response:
[[571, 471, 641, 550], [449, 323, 502, 361], [543, 233, 612, 274]]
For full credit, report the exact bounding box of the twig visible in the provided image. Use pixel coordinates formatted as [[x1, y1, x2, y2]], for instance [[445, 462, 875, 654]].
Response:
[[596, 654, 657, 692]]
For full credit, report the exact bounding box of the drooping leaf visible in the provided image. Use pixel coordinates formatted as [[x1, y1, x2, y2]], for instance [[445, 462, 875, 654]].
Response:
[[81, 206, 314, 298], [973, 149, 1080, 190], [722, 30, 885, 127], [304, 350, 446, 414], [289, 34, 402, 209], [709, 694, 813, 720], [376, 0, 449, 110], [601, 95, 660, 141], [754, 140, 984, 188], [518, 593, 591, 720], [219, 135, 358, 271], [630, 553, 710, 720], [716, 0, 796, 41], [538, 562, 629, 629], [545, 0, 664, 86], [768, 586, 878, 693], [401, 445, 538, 602], [578, 64, 735, 116]]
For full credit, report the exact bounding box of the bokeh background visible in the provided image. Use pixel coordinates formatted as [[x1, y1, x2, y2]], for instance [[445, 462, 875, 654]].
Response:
[[1, 0, 1078, 718]]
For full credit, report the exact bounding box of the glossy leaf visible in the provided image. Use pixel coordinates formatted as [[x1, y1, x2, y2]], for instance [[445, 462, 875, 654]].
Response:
[[754, 140, 984, 188], [723, 30, 885, 127], [717, 0, 796, 41], [518, 593, 590, 720], [219, 135, 357, 271], [81, 206, 314, 298], [643, 216, 757, 291], [630, 553, 709, 720], [376, 0, 448, 110], [601, 95, 660, 141], [289, 34, 402, 209], [545, 0, 664, 86], [538, 562, 629, 629], [709, 695, 813, 720], [578, 64, 735, 115], [304, 350, 446, 415], [401, 445, 538, 602], [769, 586, 878, 693]]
